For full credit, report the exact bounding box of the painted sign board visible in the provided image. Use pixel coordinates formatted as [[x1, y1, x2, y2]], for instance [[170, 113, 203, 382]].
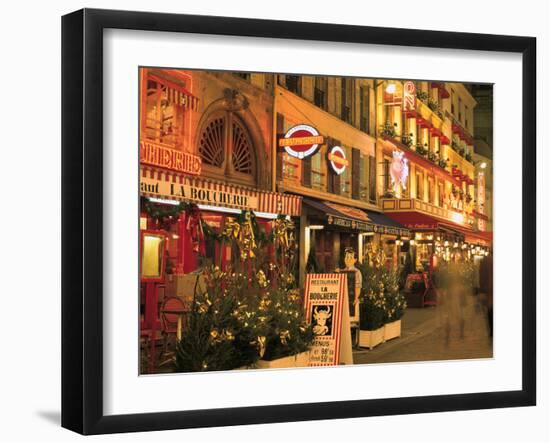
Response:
[[140, 141, 202, 175], [328, 146, 348, 175], [279, 124, 324, 159], [304, 273, 353, 366]]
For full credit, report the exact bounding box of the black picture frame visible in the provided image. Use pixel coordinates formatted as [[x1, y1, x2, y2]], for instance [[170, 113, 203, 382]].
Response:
[[61, 8, 536, 435]]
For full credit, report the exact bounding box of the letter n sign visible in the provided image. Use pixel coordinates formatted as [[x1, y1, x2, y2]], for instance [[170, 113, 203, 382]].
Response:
[[403, 81, 416, 112]]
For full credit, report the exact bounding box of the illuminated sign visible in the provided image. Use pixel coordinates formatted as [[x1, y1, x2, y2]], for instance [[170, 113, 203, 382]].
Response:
[[477, 171, 487, 231], [279, 124, 324, 159], [140, 141, 202, 175], [140, 177, 259, 210], [403, 81, 416, 112], [389, 150, 409, 195], [327, 146, 348, 175]]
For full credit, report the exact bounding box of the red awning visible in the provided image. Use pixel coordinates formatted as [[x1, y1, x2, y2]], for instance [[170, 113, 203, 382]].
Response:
[[430, 127, 443, 137], [464, 230, 492, 246], [431, 82, 450, 99], [384, 211, 473, 234], [416, 116, 432, 128]]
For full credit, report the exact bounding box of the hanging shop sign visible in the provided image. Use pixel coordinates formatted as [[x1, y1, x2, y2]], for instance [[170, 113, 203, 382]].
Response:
[[390, 150, 409, 193], [279, 124, 324, 159], [403, 81, 416, 112], [327, 146, 348, 175], [304, 274, 353, 366], [140, 141, 202, 175]]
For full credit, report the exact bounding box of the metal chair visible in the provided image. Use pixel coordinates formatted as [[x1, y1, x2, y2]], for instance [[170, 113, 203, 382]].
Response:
[[159, 297, 187, 361]]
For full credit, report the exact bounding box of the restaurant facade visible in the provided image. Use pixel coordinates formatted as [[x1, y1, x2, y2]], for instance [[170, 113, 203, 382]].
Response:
[[138, 68, 302, 336], [372, 79, 492, 271], [273, 75, 411, 286]]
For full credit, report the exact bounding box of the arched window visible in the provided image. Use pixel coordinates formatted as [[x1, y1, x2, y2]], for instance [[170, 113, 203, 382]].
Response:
[[231, 119, 253, 175], [198, 113, 256, 185], [199, 117, 225, 167]]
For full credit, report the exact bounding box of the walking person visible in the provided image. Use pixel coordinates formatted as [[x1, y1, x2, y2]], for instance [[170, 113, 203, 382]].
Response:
[[479, 252, 493, 337]]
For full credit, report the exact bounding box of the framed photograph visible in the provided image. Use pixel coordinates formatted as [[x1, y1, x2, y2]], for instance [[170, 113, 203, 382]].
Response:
[[62, 8, 536, 435]]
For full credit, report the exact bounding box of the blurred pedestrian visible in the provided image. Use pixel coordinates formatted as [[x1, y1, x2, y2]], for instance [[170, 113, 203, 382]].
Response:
[[479, 252, 493, 337]]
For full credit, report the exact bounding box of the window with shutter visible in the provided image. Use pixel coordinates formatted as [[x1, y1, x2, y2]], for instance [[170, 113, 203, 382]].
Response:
[[368, 155, 377, 203], [276, 113, 284, 181], [351, 148, 361, 200], [302, 156, 312, 187]]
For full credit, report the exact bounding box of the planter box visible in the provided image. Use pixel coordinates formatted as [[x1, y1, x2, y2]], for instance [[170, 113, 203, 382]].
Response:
[[383, 319, 402, 341], [256, 351, 310, 369], [359, 326, 385, 350]]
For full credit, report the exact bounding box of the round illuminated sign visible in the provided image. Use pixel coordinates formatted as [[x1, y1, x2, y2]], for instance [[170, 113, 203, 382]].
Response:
[[328, 146, 348, 175], [279, 124, 323, 159]]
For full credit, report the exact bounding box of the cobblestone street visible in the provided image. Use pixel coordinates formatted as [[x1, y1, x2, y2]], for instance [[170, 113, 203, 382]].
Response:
[[354, 293, 492, 365]]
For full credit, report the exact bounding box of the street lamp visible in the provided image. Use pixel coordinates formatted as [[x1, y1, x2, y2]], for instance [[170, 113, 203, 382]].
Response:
[[385, 83, 397, 94]]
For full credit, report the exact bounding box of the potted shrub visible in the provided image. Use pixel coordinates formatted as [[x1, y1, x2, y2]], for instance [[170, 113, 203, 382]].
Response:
[[380, 121, 397, 138], [428, 99, 439, 112], [256, 287, 314, 369], [383, 290, 407, 341], [415, 143, 428, 157], [401, 133, 414, 148], [416, 90, 429, 101], [358, 292, 385, 349]]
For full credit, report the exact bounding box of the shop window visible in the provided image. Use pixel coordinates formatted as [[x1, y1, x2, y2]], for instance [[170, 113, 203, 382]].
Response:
[[198, 114, 256, 185], [314, 76, 328, 110], [144, 77, 187, 146]]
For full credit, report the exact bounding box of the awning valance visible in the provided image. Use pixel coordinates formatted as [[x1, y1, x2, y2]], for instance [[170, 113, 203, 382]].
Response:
[[384, 211, 472, 235], [303, 198, 410, 237], [140, 166, 301, 216]]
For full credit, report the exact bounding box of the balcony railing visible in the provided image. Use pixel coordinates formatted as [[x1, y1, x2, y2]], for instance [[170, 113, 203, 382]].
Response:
[[381, 197, 476, 228]]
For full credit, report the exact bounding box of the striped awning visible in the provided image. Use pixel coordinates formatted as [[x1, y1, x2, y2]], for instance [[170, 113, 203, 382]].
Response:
[[140, 166, 301, 217]]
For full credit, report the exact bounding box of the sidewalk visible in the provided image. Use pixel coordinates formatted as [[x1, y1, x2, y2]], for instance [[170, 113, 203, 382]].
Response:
[[353, 294, 493, 365]]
